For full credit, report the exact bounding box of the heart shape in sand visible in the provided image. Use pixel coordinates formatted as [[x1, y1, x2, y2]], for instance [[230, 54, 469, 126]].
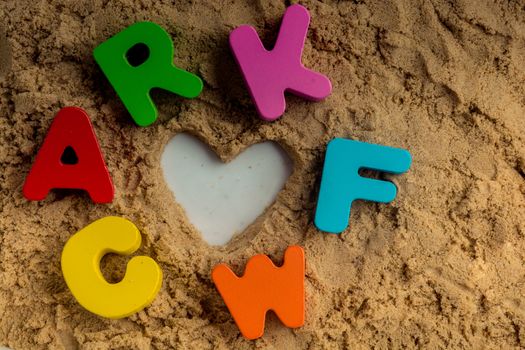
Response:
[[161, 133, 292, 246]]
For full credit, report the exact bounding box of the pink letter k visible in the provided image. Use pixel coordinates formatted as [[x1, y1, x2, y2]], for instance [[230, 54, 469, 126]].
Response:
[[230, 4, 332, 121]]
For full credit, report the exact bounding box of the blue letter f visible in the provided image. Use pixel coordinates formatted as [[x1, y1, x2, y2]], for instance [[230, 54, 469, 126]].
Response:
[[315, 138, 412, 234]]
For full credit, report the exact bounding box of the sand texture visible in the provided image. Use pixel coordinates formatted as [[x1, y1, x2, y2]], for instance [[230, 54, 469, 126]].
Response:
[[0, 0, 524, 349]]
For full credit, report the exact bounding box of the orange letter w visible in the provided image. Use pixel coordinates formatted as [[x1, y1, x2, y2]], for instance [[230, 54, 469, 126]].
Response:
[[211, 246, 305, 339]]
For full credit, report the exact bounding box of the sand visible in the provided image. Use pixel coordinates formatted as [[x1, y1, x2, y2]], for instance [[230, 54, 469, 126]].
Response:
[[0, 0, 524, 349]]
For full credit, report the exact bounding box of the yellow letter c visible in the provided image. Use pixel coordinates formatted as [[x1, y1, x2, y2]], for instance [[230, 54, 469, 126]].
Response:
[[61, 216, 162, 319]]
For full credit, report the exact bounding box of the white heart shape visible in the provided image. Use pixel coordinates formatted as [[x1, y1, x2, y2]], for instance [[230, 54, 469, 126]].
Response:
[[161, 133, 293, 246]]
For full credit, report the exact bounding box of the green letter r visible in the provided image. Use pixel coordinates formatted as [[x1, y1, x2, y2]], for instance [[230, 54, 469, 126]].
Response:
[[94, 22, 203, 127]]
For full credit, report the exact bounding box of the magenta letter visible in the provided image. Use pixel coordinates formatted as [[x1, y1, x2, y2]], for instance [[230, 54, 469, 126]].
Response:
[[230, 4, 332, 121]]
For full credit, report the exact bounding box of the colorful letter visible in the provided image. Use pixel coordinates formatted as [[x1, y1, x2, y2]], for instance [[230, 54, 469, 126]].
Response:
[[93, 22, 203, 127], [315, 138, 412, 234], [22, 107, 114, 203], [61, 216, 163, 319], [212, 246, 305, 339], [230, 4, 332, 121]]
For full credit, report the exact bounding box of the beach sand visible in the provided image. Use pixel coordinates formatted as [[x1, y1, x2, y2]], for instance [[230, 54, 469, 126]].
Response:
[[0, 0, 524, 348]]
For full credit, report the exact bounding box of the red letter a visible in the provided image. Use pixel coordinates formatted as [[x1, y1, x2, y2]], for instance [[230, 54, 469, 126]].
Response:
[[23, 107, 114, 203]]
